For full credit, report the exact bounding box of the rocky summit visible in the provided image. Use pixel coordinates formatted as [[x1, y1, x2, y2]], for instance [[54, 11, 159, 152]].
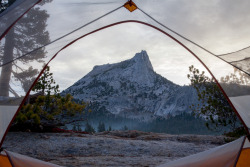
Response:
[[62, 51, 199, 121]]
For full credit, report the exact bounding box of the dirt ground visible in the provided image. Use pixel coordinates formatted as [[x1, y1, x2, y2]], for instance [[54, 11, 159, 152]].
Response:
[[2, 130, 230, 167]]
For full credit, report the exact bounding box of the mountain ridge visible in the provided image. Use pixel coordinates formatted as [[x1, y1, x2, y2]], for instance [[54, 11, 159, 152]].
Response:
[[62, 50, 199, 121]]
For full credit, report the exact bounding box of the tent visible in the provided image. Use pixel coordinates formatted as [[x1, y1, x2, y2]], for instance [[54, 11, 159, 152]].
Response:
[[0, 0, 250, 166]]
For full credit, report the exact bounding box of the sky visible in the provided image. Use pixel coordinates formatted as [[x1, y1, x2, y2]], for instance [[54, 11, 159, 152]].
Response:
[[41, 0, 250, 91], [49, 23, 207, 91]]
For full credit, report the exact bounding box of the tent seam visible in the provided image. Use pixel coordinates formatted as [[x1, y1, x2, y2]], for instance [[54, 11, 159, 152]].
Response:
[[233, 136, 246, 167], [4, 150, 15, 167]]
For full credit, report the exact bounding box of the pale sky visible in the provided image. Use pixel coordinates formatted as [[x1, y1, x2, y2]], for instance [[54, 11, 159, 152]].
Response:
[[49, 23, 207, 91], [42, 0, 250, 91]]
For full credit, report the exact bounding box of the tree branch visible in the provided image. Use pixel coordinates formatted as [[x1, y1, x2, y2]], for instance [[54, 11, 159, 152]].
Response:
[[9, 86, 20, 97], [13, 63, 24, 72]]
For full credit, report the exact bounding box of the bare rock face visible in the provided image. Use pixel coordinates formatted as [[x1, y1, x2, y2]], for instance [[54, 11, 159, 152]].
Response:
[[62, 51, 199, 121]]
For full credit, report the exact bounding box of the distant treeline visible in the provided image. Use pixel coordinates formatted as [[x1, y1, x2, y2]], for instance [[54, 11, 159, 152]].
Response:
[[68, 104, 226, 135]]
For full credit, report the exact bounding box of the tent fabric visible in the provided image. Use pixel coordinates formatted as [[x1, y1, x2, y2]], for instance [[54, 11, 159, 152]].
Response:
[[243, 137, 250, 148], [0, 0, 40, 39], [5, 150, 62, 167], [218, 47, 250, 75], [0, 154, 12, 167], [237, 137, 250, 166], [230, 96, 250, 128], [124, 0, 138, 12], [157, 136, 245, 167], [0, 106, 18, 148], [236, 148, 250, 167]]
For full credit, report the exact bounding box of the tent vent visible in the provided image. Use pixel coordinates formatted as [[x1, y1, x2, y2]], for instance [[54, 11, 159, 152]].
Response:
[[124, 0, 137, 12]]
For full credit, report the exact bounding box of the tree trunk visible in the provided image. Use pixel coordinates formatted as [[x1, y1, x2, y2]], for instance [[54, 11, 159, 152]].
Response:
[[0, 28, 14, 97]]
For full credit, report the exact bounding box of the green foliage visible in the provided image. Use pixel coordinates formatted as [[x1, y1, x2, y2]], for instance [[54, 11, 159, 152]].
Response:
[[85, 122, 95, 133], [97, 122, 106, 132], [224, 126, 246, 138], [15, 66, 87, 127], [187, 65, 245, 133], [16, 93, 86, 125], [32, 66, 59, 95]]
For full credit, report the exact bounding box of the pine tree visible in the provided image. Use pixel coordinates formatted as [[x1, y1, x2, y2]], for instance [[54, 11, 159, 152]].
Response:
[[108, 126, 112, 131], [14, 66, 87, 130], [98, 122, 106, 132], [187, 65, 246, 135], [32, 66, 59, 95], [85, 122, 95, 133], [0, 0, 52, 97]]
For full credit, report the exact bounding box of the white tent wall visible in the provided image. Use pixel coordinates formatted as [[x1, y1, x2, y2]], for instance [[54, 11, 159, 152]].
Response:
[[0, 106, 18, 148], [230, 96, 250, 129]]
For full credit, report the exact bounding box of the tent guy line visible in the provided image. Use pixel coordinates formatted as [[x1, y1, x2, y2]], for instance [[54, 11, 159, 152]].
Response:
[[138, 7, 250, 77], [0, 5, 123, 68], [138, 5, 250, 57], [1, 1, 250, 80], [218, 45, 250, 57]]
